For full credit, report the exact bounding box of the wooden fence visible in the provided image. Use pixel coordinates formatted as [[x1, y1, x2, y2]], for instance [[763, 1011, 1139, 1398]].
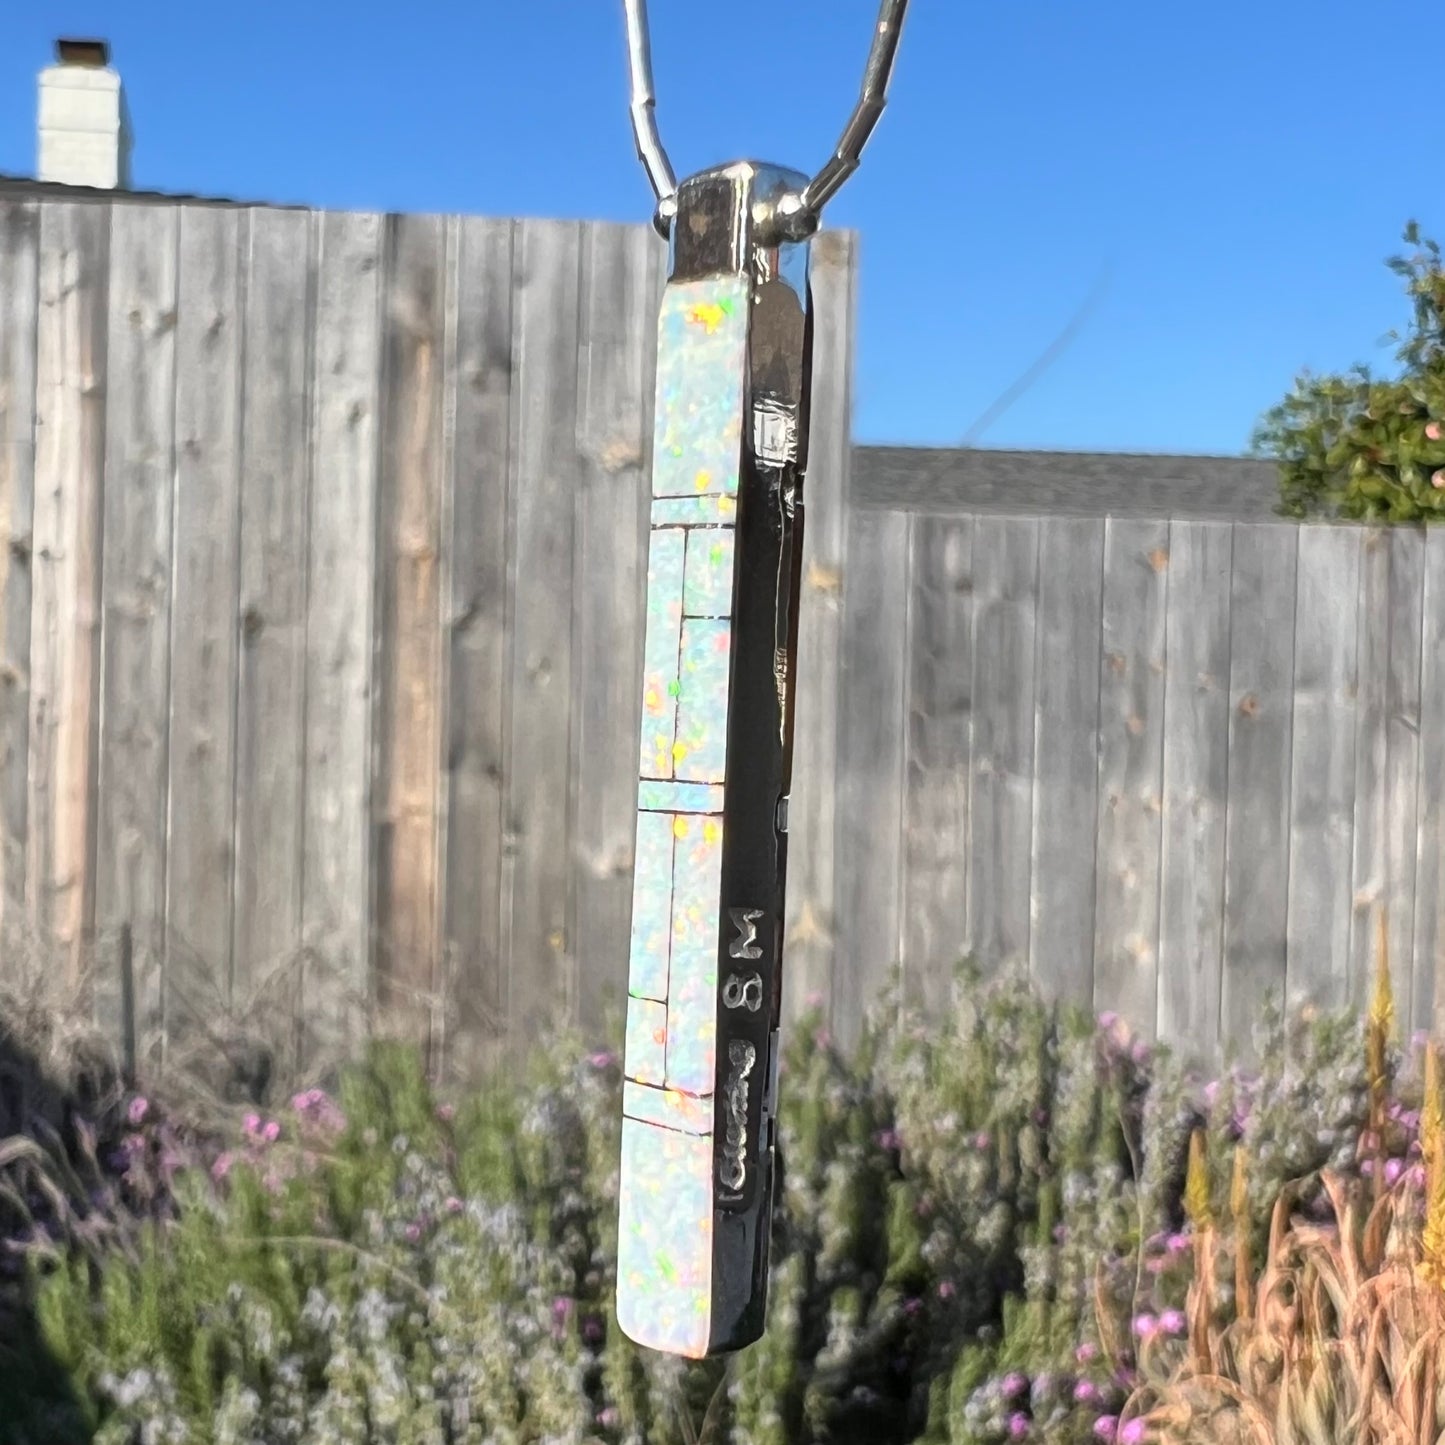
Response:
[[1, 191, 1439, 1076], [834, 470, 1445, 1057], [0, 195, 854, 1078]]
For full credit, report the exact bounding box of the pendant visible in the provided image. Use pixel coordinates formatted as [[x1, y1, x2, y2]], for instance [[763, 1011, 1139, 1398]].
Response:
[[615, 161, 812, 1359]]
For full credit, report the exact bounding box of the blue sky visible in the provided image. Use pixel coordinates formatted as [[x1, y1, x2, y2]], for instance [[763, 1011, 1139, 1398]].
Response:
[[2, 1, 1441, 456]]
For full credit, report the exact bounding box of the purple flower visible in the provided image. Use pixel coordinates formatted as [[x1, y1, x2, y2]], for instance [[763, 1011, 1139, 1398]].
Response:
[[1075, 1342, 1098, 1364], [1159, 1309, 1185, 1336], [211, 1152, 234, 1182], [938, 1280, 956, 1300], [1132, 1314, 1158, 1340], [1008, 1413, 1030, 1439], [1401, 1110, 1420, 1132], [445, 1195, 464, 1214], [973, 1131, 991, 1151], [436, 1103, 456, 1122], [587, 1050, 617, 1069], [1384, 1158, 1405, 1187], [598, 1406, 620, 1428], [1130, 1039, 1151, 1066], [1164, 1232, 1189, 1254], [1362, 1158, 1375, 1177], [262, 1120, 281, 1144], [1074, 1380, 1099, 1403], [1094, 1417, 1119, 1441], [126, 1096, 149, 1126], [1202, 1079, 1221, 1109], [1002, 1372, 1028, 1398], [404, 1223, 422, 1242], [243, 1112, 261, 1137], [1120, 1420, 1147, 1444], [1098, 1012, 1119, 1031], [1053, 1223, 1068, 1243], [1407, 1164, 1427, 1190]]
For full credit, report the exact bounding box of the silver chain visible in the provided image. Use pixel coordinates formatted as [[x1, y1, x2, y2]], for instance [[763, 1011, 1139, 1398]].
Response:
[[622, 0, 910, 239]]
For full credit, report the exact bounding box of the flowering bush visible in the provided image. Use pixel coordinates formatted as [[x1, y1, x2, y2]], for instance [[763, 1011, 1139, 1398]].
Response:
[[0, 953, 1418, 1445], [1253, 221, 1445, 519]]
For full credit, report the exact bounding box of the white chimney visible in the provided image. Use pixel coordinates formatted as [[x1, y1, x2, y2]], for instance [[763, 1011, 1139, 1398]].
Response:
[[37, 39, 132, 190]]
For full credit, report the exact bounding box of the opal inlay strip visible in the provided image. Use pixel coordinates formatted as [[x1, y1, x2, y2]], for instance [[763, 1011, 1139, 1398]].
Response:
[[628, 810, 674, 1003], [651, 495, 737, 527], [664, 812, 723, 1093], [673, 620, 731, 784], [624, 996, 669, 1087], [615, 1117, 713, 1358], [619, 275, 748, 1360], [637, 779, 726, 814], [639, 529, 685, 780], [651, 281, 748, 500], [622, 1079, 715, 1136], [683, 530, 736, 618]]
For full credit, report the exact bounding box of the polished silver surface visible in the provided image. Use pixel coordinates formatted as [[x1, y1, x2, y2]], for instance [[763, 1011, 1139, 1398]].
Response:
[[795, 0, 909, 224], [622, 0, 678, 218], [621, 0, 909, 237]]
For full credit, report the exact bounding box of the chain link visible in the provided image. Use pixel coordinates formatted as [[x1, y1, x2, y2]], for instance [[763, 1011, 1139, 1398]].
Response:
[[621, 0, 910, 238]]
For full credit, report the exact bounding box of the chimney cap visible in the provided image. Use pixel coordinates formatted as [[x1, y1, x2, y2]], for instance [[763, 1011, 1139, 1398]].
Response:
[[54, 38, 111, 68]]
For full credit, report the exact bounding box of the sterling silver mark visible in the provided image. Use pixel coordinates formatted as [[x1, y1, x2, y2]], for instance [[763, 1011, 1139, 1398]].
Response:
[[728, 907, 763, 960], [718, 1038, 757, 1193], [723, 971, 763, 1011]]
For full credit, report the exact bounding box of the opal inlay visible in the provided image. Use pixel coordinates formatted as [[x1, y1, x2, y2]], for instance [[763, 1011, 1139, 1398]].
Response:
[[625, 996, 669, 1087], [637, 780, 726, 814], [616, 1117, 713, 1358], [618, 274, 749, 1358]]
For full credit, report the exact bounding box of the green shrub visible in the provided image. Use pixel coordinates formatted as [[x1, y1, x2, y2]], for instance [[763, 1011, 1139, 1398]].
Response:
[[5, 966, 1387, 1445], [1254, 221, 1445, 520]]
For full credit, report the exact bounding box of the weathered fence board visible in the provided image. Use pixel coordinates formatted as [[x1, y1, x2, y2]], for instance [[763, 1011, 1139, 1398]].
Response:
[[966, 516, 1039, 968], [1030, 516, 1104, 1005], [26, 201, 108, 987], [571, 221, 662, 1037], [834, 506, 910, 1046], [165, 204, 244, 1062], [1415, 528, 1445, 1032], [374, 213, 449, 1043], [0, 201, 38, 949], [900, 515, 972, 1012], [441, 215, 514, 1076], [1349, 529, 1391, 1003], [12, 191, 1445, 1074], [1287, 526, 1361, 1011], [232, 208, 314, 1028], [782, 230, 854, 1029], [1091, 519, 1169, 1034], [303, 208, 384, 1059], [94, 200, 178, 1047], [1156, 521, 1232, 1055], [1384, 527, 1424, 1018], [1219, 522, 1297, 1054], [503, 220, 583, 1039]]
